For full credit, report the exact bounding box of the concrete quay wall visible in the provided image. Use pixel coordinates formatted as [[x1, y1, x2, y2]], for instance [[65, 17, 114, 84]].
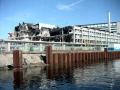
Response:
[[0, 53, 44, 68]]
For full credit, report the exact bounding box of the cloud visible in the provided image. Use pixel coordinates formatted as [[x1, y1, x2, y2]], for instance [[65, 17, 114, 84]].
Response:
[[57, 0, 84, 10], [5, 12, 31, 22]]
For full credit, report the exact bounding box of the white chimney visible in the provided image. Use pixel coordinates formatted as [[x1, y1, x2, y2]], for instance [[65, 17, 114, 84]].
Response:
[[108, 11, 111, 32]]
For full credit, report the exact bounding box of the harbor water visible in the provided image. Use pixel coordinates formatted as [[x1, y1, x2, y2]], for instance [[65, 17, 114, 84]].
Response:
[[0, 60, 120, 90]]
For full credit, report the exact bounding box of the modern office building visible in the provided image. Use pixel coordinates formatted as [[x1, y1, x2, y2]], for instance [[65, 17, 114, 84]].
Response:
[[78, 21, 120, 33], [68, 25, 120, 50]]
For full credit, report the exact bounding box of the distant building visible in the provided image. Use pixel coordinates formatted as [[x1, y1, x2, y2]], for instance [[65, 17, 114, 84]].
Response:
[[77, 21, 120, 33], [7, 21, 120, 50], [9, 22, 57, 41], [49, 25, 120, 50]]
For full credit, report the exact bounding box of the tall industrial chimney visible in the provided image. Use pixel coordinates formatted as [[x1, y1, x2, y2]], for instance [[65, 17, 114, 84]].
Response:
[[108, 11, 111, 32]]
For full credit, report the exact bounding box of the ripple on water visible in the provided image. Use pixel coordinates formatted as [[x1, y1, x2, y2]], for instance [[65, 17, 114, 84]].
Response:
[[0, 60, 120, 90]]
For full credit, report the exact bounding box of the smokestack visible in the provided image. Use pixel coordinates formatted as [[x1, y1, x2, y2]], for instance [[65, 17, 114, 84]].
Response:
[[108, 11, 111, 32]]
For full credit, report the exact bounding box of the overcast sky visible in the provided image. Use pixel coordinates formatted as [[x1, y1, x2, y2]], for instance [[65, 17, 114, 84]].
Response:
[[0, 0, 120, 39]]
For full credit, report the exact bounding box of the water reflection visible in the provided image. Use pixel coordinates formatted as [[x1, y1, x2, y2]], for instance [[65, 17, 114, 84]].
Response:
[[13, 69, 24, 89], [0, 60, 120, 90]]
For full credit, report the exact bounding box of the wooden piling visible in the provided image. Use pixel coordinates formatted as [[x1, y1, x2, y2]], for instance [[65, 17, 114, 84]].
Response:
[[46, 45, 53, 64], [13, 50, 23, 68]]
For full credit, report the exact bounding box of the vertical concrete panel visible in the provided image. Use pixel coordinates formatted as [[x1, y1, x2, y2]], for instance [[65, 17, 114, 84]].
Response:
[[13, 50, 23, 68]]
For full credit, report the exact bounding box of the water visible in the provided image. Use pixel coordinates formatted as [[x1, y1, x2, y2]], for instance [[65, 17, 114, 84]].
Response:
[[0, 60, 120, 90]]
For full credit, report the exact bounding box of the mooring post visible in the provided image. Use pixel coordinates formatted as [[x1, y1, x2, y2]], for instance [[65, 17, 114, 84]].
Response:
[[13, 50, 23, 68], [46, 45, 53, 64]]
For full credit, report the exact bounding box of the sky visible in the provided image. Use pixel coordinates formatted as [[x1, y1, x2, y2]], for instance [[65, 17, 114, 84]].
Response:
[[0, 0, 120, 39]]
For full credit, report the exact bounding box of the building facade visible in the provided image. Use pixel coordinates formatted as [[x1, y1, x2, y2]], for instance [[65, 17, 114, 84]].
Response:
[[8, 22, 57, 41], [78, 22, 120, 33], [7, 21, 120, 51], [70, 26, 120, 50]]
